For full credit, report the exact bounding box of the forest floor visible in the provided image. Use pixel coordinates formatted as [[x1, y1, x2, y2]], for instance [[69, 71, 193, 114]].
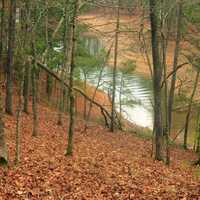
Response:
[[0, 100, 200, 200]]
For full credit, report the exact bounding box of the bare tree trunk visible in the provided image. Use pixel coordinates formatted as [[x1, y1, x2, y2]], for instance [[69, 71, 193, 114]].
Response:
[[65, 0, 78, 156], [15, 71, 24, 164], [31, 65, 39, 137], [162, 40, 170, 165], [58, 0, 70, 125], [6, 0, 17, 115], [84, 44, 113, 132], [46, 74, 53, 102], [110, 0, 120, 132], [0, 84, 8, 166], [23, 64, 30, 113], [168, 0, 183, 133], [149, 0, 163, 161], [31, 42, 39, 137], [183, 71, 199, 149], [195, 106, 200, 153], [83, 73, 87, 120], [57, 85, 64, 125], [0, 0, 5, 62], [119, 74, 123, 125]]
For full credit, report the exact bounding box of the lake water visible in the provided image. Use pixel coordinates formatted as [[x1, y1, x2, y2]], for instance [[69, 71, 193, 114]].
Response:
[[83, 36, 197, 146], [84, 36, 154, 128]]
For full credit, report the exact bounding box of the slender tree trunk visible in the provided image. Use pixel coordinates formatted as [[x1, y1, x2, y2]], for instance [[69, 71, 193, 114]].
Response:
[[5, 0, 17, 115], [58, 0, 70, 125], [21, 0, 31, 114], [57, 85, 64, 125], [149, 0, 163, 161], [162, 42, 170, 165], [85, 44, 113, 131], [0, 85, 8, 166], [195, 106, 200, 153], [31, 40, 39, 137], [0, 0, 5, 62], [83, 73, 87, 120], [119, 74, 123, 125], [31, 63, 39, 137], [31, 1, 39, 137], [168, 0, 183, 133], [23, 64, 30, 113], [65, 0, 78, 156], [110, 0, 120, 132], [46, 74, 53, 101], [15, 71, 24, 164], [183, 71, 199, 149], [160, 0, 172, 165]]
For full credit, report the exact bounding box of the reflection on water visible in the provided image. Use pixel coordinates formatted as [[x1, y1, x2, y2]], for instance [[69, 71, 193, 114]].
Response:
[[83, 36, 197, 146], [86, 69, 154, 128], [172, 111, 197, 147], [83, 36, 154, 129]]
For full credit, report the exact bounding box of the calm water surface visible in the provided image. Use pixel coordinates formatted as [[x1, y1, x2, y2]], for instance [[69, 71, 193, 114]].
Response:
[[83, 36, 197, 146]]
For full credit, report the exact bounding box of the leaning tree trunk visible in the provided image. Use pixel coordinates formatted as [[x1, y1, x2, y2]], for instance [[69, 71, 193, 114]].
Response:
[[65, 0, 78, 156], [149, 0, 163, 161], [183, 71, 200, 149], [5, 0, 17, 115]]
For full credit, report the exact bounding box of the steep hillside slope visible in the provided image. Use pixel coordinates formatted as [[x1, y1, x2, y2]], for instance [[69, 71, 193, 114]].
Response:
[[0, 100, 199, 199]]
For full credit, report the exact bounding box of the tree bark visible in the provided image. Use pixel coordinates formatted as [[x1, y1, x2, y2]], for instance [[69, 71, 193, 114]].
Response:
[[195, 106, 200, 153], [23, 64, 30, 113], [15, 71, 24, 164], [110, 0, 120, 132], [83, 73, 87, 120], [5, 0, 17, 115], [149, 0, 163, 161], [0, 0, 5, 63], [0, 84, 8, 165], [31, 39, 38, 137], [183, 71, 199, 149], [46, 74, 53, 102], [65, 0, 78, 156], [168, 0, 183, 133]]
